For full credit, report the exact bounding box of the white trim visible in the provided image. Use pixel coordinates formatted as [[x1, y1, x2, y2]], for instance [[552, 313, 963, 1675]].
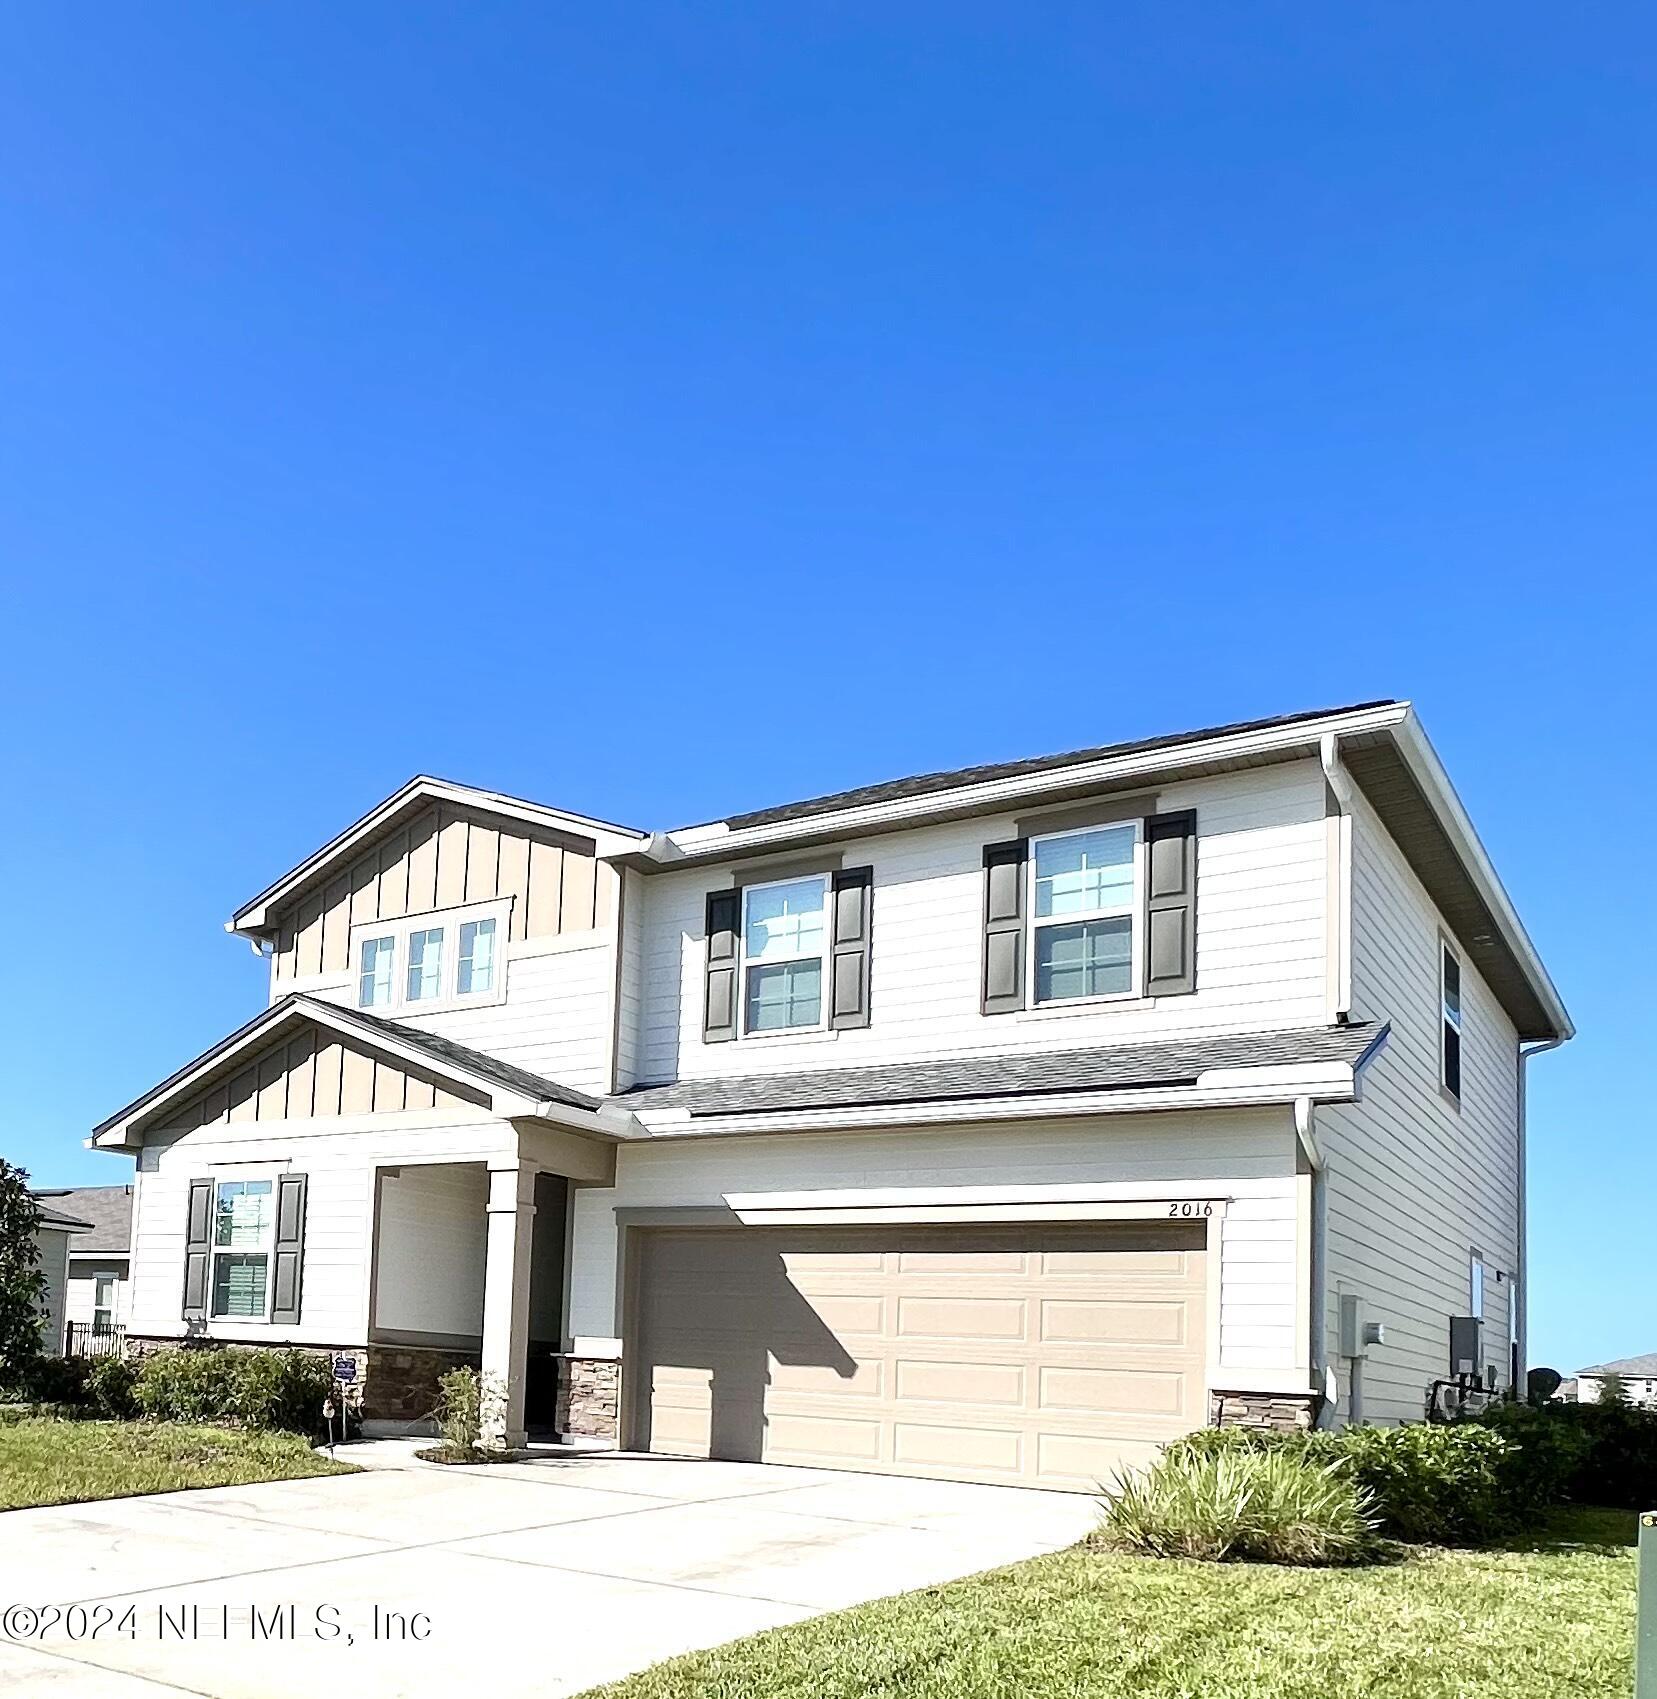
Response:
[[663, 702, 1412, 859], [229, 776, 647, 934], [728, 1197, 1227, 1226], [633, 1065, 1370, 1139], [207, 1174, 279, 1324], [738, 872, 831, 1039], [1026, 819, 1144, 1009], [351, 897, 512, 1018]]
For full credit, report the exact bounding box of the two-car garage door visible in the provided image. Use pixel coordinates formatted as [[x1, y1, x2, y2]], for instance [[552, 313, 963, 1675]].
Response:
[[630, 1221, 1207, 1492]]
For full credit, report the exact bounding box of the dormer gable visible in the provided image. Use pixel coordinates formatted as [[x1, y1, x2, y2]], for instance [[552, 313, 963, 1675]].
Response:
[[228, 777, 648, 987]]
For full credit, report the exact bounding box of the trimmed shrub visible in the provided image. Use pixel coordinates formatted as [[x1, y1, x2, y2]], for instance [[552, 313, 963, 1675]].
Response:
[[1, 1353, 91, 1407], [1472, 1398, 1657, 1511], [1101, 1447, 1375, 1565], [134, 1349, 236, 1421], [1172, 1421, 1521, 1543], [132, 1347, 330, 1432], [86, 1353, 140, 1419]]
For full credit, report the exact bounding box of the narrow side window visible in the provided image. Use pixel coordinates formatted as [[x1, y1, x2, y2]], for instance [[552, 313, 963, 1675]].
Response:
[[1440, 941, 1463, 1100]]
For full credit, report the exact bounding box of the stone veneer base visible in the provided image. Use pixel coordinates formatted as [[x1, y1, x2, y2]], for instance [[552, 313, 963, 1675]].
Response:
[[122, 1336, 480, 1426], [555, 1355, 621, 1441], [1210, 1388, 1323, 1432]]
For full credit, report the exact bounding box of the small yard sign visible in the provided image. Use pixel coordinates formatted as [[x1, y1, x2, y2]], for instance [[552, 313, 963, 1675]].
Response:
[[333, 1356, 358, 1383]]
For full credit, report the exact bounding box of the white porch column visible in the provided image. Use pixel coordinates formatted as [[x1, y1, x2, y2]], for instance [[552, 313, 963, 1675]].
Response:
[[482, 1161, 536, 1449]]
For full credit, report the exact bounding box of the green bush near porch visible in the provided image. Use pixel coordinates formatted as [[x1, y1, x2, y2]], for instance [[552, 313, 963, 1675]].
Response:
[[131, 1347, 333, 1432]]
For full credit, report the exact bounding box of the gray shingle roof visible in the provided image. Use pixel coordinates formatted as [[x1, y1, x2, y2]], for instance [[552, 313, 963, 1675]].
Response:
[[693, 702, 1398, 831], [340, 1005, 602, 1113], [32, 1187, 131, 1252], [620, 1023, 1386, 1118], [33, 1200, 94, 1233], [1578, 1354, 1657, 1378]]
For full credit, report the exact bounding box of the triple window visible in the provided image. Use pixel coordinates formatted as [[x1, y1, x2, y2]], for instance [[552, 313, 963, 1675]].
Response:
[[352, 902, 506, 1015]]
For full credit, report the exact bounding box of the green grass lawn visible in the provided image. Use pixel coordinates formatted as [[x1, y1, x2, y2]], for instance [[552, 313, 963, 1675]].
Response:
[[0, 1418, 356, 1510], [579, 1507, 1636, 1699]]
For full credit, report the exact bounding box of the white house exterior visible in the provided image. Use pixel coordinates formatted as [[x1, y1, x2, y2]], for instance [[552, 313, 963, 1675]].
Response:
[[30, 1201, 91, 1357], [34, 1186, 133, 1351], [91, 700, 1570, 1489], [1575, 1355, 1657, 1409]]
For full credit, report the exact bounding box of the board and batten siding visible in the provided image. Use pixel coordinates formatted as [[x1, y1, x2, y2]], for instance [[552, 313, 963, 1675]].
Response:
[[1317, 786, 1522, 1423], [568, 1107, 1303, 1390], [126, 1113, 513, 1347], [627, 761, 1331, 1085], [34, 1229, 71, 1355], [268, 802, 616, 984], [148, 1030, 488, 1134]]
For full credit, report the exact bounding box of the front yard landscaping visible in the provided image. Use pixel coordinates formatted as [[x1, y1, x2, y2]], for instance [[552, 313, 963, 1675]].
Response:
[[0, 1418, 354, 1510], [579, 1505, 1636, 1699]]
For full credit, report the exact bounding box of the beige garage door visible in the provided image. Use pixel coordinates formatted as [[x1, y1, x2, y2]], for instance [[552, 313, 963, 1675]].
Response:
[[630, 1222, 1207, 1492]]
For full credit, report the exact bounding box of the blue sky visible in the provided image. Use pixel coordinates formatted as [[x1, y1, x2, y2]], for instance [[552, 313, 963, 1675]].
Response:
[[1, 4, 1651, 1373]]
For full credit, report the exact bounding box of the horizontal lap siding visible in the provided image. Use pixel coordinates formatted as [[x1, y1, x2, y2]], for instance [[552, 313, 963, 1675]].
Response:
[[570, 1109, 1300, 1382], [128, 1113, 508, 1347], [1318, 789, 1521, 1423], [377, 941, 616, 1096], [629, 763, 1330, 1087]]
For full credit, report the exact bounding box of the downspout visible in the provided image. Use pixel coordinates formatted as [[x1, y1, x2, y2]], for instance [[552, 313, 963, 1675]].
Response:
[[1516, 1036, 1565, 1393], [1294, 1096, 1336, 1427], [1319, 734, 1355, 1024]]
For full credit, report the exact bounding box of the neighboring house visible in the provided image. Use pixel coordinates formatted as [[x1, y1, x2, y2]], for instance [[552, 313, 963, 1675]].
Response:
[[1553, 1377, 1580, 1403], [29, 1200, 92, 1357], [1575, 1355, 1657, 1408], [32, 1186, 134, 1351], [89, 700, 1571, 1490]]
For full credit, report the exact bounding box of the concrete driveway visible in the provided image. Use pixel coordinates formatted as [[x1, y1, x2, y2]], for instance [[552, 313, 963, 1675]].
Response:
[[0, 1444, 1098, 1698]]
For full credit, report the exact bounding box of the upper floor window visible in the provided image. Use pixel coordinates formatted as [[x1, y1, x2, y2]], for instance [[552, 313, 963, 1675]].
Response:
[[351, 900, 509, 1017], [211, 1179, 274, 1320], [742, 875, 827, 1033], [1441, 941, 1463, 1100], [1030, 823, 1140, 1005]]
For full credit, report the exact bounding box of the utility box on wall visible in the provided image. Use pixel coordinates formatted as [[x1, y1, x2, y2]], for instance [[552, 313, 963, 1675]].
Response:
[[1339, 1293, 1365, 1358], [1449, 1315, 1482, 1377]]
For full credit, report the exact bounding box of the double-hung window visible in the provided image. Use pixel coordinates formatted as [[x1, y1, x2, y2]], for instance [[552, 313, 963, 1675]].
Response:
[[210, 1179, 275, 1320], [741, 876, 828, 1033], [93, 1273, 116, 1332], [1030, 823, 1141, 1004], [1441, 941, 1463, 1100], [351, 901, 508, 1016]]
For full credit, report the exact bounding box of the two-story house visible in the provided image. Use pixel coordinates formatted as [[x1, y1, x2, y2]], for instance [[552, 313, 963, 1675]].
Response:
[[91, 700, 1570, 1490]]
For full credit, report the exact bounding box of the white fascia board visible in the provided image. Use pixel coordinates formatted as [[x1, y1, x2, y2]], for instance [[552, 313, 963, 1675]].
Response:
[[1390, 713, 1573, 1042], [230, 777, 648, 934], [655, 702, 1411, 863], [632, 1071, 1354, 1139], [90, 994, 546, 1148]]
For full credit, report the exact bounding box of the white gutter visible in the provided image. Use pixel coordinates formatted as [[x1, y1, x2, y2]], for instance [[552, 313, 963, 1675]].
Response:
[[1319, 734, 1355, 1023], [1295, 1096, 1335, 1423]]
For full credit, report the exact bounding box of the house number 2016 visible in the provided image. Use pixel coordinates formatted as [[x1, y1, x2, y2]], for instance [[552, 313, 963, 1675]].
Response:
[[1167, 1202, 1214, 1218]]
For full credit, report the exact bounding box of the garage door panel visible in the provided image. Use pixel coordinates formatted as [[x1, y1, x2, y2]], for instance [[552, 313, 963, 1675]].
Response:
[[895, 1294, 1028, 1341], [1040, 1297, 1190, 1346], [894, 1358, 1026, 1406], [633, 1224, 1206, 1491], [1038, 1363, 1190, 1417]]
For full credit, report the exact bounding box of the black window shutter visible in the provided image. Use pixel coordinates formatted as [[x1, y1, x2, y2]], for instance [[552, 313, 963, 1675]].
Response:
[[270, 1172, 308, 1325], [829, 867, 874, 1029], [1144, 810, 1198, 996], [703, 889, 740, 1042], [182, 1178, 213, 1321], [982, 839, 1029, 1014]]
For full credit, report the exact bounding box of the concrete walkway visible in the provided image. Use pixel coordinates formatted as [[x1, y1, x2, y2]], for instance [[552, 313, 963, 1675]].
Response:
[[0, 1444, 1098, 1698]]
